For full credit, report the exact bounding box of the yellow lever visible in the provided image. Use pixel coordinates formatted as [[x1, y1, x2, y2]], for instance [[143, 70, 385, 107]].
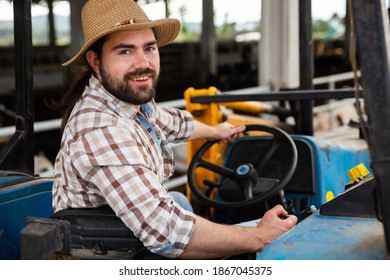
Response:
[[347, 163, 369, 182]]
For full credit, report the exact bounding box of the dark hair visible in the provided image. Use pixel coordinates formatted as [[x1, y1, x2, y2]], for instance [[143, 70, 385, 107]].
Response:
[[53, 36, 108, 133]]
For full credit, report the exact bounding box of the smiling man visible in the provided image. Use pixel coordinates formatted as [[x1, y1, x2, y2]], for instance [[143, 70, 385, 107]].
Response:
[[52, 0, 297, 259], [89, 29, 159, 105]]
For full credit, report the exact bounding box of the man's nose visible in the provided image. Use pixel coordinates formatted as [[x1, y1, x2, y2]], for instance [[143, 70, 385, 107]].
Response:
[[133, 50, 149, 69]]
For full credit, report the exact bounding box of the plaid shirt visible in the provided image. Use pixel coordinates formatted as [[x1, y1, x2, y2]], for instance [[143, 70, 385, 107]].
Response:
[[53, 75, 196, 258]]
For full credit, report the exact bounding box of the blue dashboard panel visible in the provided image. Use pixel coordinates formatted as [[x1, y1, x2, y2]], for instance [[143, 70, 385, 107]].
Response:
[[220, 133, 371, 221], [0, 177, 53, 259], [256, 212, 387, 260], [285, 135, 371, 218]]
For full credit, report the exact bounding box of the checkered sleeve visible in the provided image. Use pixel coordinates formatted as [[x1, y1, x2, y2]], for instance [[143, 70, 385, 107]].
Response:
[[152, 101, 194, 143], [71, 125, 196, 258]]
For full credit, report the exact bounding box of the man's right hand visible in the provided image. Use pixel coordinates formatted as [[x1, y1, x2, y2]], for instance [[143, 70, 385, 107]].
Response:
[[254, 204, 298, 251]]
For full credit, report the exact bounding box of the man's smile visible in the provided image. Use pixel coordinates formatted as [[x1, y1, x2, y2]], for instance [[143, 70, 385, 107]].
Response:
[[130, 75, 150, 82]]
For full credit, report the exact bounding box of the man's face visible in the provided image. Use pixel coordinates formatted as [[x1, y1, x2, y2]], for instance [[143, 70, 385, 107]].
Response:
[[95, 29, 160, 104]]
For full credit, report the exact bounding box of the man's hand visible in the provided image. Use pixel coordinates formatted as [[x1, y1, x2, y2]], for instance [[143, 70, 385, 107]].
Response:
[[189, 120, 245, 142], [254, 204, 298, 251], [211, 122, 246, 143], [180, 204, 297, 259]]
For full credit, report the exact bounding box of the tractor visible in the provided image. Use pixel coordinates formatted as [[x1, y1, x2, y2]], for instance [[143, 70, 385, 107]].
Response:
[[0, 0, 389, 260]]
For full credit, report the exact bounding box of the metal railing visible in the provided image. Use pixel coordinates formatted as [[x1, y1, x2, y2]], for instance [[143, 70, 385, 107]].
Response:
[[313, 71, 361, 133]]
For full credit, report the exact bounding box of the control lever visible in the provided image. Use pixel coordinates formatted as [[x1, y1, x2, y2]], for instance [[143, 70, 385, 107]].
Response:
[[301, 205, 317, 219]]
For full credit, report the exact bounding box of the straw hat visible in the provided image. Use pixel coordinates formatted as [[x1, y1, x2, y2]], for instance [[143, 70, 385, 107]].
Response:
[[63, 0, 180, 66]]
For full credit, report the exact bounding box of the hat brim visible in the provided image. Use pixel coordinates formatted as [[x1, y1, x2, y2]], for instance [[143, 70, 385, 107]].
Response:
[[63, 18, 180, 67]]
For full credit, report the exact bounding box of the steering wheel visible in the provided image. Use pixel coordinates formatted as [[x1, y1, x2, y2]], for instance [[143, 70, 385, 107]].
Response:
[[187, 124, 298, 209]]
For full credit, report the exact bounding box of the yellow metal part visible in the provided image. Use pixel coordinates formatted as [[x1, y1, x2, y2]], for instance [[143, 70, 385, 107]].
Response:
[[347, 163, 370, 182], [221, 101, 273, 115], [184, 87, 226, 202]]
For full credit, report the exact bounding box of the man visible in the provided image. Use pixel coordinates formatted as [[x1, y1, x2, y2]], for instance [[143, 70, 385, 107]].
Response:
[[53, 0, 297, 259]]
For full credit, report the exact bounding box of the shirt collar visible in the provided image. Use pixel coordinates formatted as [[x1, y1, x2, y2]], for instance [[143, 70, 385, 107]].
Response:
[[140, 103, 154, 117], [88, 75, 140, 119]]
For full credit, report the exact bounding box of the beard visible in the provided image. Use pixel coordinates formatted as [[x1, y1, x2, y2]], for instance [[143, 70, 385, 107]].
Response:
[[99, 65, 158, 105]]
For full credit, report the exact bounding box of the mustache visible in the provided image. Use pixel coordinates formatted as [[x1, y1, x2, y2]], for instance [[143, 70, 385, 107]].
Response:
[[125, 68, 156, 79]]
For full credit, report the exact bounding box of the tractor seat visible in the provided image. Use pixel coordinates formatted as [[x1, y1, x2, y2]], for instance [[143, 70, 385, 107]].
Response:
[[21, 206, 167, 259]]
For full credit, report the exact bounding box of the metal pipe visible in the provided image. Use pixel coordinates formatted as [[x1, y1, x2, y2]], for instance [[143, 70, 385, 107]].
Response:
[[297, 0, 314, 135]]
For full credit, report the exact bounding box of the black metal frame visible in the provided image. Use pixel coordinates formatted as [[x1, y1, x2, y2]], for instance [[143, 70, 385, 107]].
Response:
[[0, 0, 35, 175], [298, 0, 314, 136], [351, 0, 390, 253], [191, 88, 361, 103]]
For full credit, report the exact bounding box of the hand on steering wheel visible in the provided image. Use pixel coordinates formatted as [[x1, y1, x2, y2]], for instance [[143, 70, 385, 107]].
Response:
[[187, 124, 298, 209]]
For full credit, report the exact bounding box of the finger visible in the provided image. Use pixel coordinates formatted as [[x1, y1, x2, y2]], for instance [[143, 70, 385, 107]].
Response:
[[232, 125, 246, 133], [271, 204, 288, 216], [286, 214, 298, 223]]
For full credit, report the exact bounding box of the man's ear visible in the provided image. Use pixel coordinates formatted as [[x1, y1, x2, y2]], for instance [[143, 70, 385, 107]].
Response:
[[86, 50, 100, 77]]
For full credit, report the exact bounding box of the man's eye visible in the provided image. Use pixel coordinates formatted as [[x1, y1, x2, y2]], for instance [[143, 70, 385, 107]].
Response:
[[120, 49, 131, 55], [146, 46, 156, 52]]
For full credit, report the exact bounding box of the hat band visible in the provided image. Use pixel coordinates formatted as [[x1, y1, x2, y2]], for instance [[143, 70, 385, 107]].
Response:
[[114, 18, 151, 28]]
